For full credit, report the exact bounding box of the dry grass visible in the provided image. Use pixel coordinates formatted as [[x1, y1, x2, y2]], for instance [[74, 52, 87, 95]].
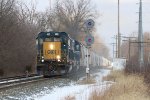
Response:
[[90, 71, 150, 100]]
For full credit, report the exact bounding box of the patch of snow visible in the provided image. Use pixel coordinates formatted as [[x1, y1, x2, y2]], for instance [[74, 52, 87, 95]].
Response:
[[32, 69, 112, 100], [112, 58, 126, 70]]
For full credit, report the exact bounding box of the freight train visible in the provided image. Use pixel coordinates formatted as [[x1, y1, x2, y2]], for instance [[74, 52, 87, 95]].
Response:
[[36, 32, 111, 77]]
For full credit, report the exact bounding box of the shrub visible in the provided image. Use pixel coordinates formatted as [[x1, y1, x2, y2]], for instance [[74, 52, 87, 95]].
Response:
[[25, 65, 32, 72], [0, 69, 4, 76]]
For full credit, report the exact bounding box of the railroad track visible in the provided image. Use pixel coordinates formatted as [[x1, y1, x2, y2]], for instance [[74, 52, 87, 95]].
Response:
[[0, 75, 44, 89], [0, 67, 101, 90]]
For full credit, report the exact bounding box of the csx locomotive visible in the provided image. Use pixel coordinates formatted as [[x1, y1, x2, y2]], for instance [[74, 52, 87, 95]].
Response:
[[36, 32, 81, 76], [36, 31, 111, 77]]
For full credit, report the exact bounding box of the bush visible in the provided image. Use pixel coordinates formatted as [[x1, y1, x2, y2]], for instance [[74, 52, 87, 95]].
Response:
[[25, 65, 32, 72], [0, 69, 4, 76]]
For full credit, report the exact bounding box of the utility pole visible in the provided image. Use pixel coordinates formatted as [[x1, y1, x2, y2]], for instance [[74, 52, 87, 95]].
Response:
[[112, 43, 115, 59], [129, 39, 131, 61], [111, 43, 116, 59], [138, 0, 144, 69], [116, 35, 118, 58], [118, 0, 121, 58], [50, 0, 51, 11], [112, 35, 118, 58]]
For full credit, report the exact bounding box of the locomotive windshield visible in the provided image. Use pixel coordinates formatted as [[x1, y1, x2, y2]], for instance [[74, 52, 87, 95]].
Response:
[[37, 37, 61, 42], [54, 37, 61, 42], [44, 38, 53, 42]]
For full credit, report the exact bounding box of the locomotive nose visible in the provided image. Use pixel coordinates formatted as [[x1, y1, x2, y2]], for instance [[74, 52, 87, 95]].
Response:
[[43, 42, 61, 60]]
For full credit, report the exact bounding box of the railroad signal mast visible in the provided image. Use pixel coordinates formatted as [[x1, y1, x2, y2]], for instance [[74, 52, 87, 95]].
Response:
[[85, 19, 95, 80]]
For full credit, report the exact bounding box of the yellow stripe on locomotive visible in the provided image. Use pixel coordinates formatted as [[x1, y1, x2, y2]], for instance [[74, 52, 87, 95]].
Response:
[[43, 42, 61, 61]]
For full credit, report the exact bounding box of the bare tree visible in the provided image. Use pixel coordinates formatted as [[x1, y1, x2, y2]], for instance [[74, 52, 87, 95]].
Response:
[[0, 0, 40, 77], [0, 0, 109, 77], [46, 0, 97, 39], [43, 0, 109, 57]]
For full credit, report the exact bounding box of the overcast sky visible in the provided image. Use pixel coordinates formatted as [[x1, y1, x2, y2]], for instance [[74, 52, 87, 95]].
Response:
[[24, 0, 150, 57]]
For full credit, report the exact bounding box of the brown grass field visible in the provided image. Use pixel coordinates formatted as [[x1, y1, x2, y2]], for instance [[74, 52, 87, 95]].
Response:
[[64, 70, 150, 100], [90, 70, 150, 100]]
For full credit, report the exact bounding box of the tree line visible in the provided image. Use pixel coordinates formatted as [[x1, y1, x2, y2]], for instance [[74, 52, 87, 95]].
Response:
[[0, 0, 109, 77]]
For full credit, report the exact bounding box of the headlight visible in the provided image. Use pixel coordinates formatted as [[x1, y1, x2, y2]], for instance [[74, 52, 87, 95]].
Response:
[[41, 59, 44, 62], [56, 55, 61, 59], [42, 56, 44, 59], [49, 44, 54, 49]]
